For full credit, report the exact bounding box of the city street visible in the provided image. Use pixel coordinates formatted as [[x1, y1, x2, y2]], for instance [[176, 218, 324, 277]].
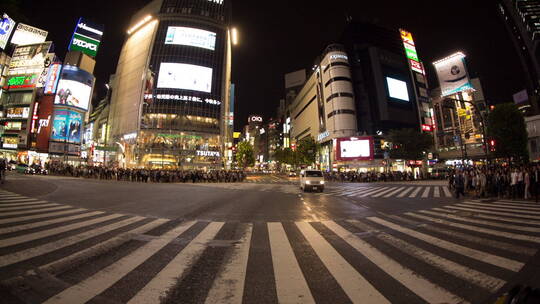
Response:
[[0, 173, 539, 304]]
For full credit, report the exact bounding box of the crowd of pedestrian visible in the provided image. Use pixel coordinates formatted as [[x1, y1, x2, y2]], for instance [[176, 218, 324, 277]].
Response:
[[323, 171, 426, 183], [44, 162, 246, 183], [448, 164, 540, 201]]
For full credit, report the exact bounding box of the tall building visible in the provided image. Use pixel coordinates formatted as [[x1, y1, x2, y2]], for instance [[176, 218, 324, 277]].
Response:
[[108, 0, 232, 169], [498, 0, 540, 113]]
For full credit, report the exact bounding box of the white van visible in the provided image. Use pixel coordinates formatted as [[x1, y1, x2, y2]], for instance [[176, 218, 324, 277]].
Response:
[[299, 170, 325, 192]]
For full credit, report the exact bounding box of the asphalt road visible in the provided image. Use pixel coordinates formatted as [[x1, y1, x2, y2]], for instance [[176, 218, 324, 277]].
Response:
[[0, 172, 539, 304]]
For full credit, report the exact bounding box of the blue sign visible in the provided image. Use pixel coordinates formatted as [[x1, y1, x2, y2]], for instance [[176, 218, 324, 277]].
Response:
[[0, 13, 15, 50]]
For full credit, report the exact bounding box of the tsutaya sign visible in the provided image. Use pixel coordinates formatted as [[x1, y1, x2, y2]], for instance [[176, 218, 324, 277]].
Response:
[[69, 17, 104, 57], [196, 150, 220, 157]]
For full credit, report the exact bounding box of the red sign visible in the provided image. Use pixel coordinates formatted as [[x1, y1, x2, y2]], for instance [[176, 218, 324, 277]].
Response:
[[34, 95, 54, 152], [409, 59, 424, 74], [421, 124, 433, 132], [335, 136, 374, 161]]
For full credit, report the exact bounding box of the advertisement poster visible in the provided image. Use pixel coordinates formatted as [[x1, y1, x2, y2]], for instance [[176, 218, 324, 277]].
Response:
[[51, 109, 82, 143], [336, 136, 374, 161], [9, 42, 52, 76], [68, 17, 104, 57], [433, 52, 474, 97], [0, 13, 15, 50], [157, 62, 212, 93], [54, 66, 94, 111], [165, 26, 216, 50], [10, 23, 48, 46]]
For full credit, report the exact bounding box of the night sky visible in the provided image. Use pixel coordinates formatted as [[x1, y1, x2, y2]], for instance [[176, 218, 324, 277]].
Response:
[[9, 0, 525, 131]]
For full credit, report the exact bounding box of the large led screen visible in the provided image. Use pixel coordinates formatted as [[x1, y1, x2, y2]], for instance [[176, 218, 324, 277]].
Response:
[[54, 67, 94, 111], [165, 26, 216, 50], [157, 62, 212, 93], [336, 137, 374, 161], [51, 109, 83, 143], [386, 77, 409, 102]]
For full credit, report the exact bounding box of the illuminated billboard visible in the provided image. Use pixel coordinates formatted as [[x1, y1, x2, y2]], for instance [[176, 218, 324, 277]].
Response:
[[433, 52, 474, 97], [6, 107, 30, 119], [399, 29, 424, 75], [51, 109, 83, 143], [43, 63, 62, 94], [165, 26, 216, 50], [10, 23, 48, 46], [336, 136, 374, 161], [4, 74, 38, 90], [157, 62, 212, 93], [69, 17, 104, 57], [54, 66, 94, 111], [386, 77, 409, 102], [8, 42, 52, 76], [0, 13, 15, 50]]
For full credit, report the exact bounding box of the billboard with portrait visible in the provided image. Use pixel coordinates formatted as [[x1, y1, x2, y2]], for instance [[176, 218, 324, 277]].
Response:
[[336, 136, 374, 161], [0, 13, 15, 50], [50, 109, 83, 143], [157, 62, 212, 93], [433, 52, 474, 97], [10, 23, 48, 46], [165, 26, 216, 50], [8, 42, 52, 76], [54, 66, 94, 111]]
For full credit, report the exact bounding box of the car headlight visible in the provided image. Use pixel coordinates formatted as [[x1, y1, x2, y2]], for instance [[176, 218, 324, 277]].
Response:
[[306, 181, 311, 185], [320, 181, 325, 184]]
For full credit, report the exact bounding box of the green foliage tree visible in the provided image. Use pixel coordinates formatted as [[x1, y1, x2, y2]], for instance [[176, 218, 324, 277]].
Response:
[[296, 136, 319, 166], [236, 141, 255, 168], [486, 103, 528, 162], [274, 147, 297, 167], [387, 128, 433, 161]]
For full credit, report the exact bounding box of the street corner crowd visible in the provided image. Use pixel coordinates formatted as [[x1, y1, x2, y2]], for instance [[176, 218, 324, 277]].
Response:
[[323, 170, 428, 183], [43, 162, 247, 183], [448, 164, 540, 201]]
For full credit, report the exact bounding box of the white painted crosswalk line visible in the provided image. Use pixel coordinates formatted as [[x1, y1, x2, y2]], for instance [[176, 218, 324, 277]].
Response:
[[267, 222, 315, 304], [295, 221, 390, 304], [341, 188, 365, 196], [433, 207, 540, 226], [462, 201, 540, 212], [368, 217, 523, 272], [456, 203, 540, 215], [128, 222, 224, 304], [0, 214, 126, 248], [409, 187, 423, 198], [43, 220, 197, 304], [0, 201, 53, 208], [358, 187, 388, 198], [371, 187, 399, 198], [433, 187, 440, 198], [323, 221, 464, 303], [205, 224, 253, 304], [0, 198, 40, 203], [0, 203, 59, 212], [407, 212, 540, 244], [0, 216, 145, 267], [0, 208, 88, 225], [0, 205, 74, 218], [396, 187, 414, 198], [421, 187, 431, 198], [443, 186, 452, 197], [344, 188, 370, 197], [445, 205, 540, 221], [482, 200, 540, 210], [383, 187, 406, 198], [0, 211, 105, 234]]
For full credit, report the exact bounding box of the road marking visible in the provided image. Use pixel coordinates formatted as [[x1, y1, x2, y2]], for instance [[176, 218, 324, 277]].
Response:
[[0, 206, 74, 218], [433, 207, 540, 226], [205, 224, 253, 304], [0, 214, 126, 248], [421, 187, 431, 198], [267, 222, 315, 304], [433, 187, 440, 198], [462, 201, 540, 212], [43, 221, 197, 304], [0, 203, 59, 212], [383, 187, 407, 198], [367, 217, 523, 272], [456, 203, 540, 215], [0, 208, 88, 225], [445, 205, 540, 221], [396, 187, 414, 198], [295, 221, 390, 304], [409, 187, 423, 198], [358, 187, 390, 198], [0, 201, 53, 208], [371, 187, 400, 198], [0, 211, 105, 234], [128, 222, 224, 304], [0, 216, 144, 267], [0, 198, 41, 203], [323, 220, 465, 303], [443, 187, 452, 197], [481, 200, 540, 210]]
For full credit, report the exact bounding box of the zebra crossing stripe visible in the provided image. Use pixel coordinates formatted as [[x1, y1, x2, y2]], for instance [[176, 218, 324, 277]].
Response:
[[344, 188, 374, 197], [433, 187, 440, 198], [456, 203, 540, 216], [0, 208, 88, 225], [267, 222, 315, 304], [367, 217, 523, 272], [396, 187, 414, 198], [322, 221, 465, 303], [408, 212, 540, 243], [445, 205, 540, 221], [443, 187, 452, 197], [0, 198, 40, 203], [432, 207, 540, 227], [295, 221, 390, 304], [204, 224, 253, 304], [463, 201, 540, 212], [342, 188, 368, 196], [0, 205, 74, 218], [43, 221, 198, 304], [358, 187, 390, 198], [371, 187, 399, 198], [421, 187, 431, 198], [0, 211, 105, 234], [383, 187, 407, 198], [128, 222, 224, 304], [0, 201, 54, 208], [0, 203, 59, 212], [483, 200, 540, 210], [0, 214, 126, 248], [409, 187, 423, 198], [0, 216, 145, 267]]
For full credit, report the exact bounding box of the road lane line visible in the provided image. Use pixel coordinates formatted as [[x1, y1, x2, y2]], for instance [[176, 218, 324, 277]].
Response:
[[205, 224, 253, 304], [0, 203, 59, 212], [408, 212, 540, 244], [409, 187, 423, 198], [128, 222, 224, 304], [0, 216, 144, 267], [43, 220, 197, 304], [0, 211, 105, 234], [0, 214, 125, 248], [396, 187, 414, 198], [0, 208, 88, 225], [421, 187, 431, 198], [383, 187, 407, 198], [266, 222, 314, 304], [295, 221, 390, 304], [444, 205, 540, 220], [323, 220, 468, 303], [367, 217, 523, 272]]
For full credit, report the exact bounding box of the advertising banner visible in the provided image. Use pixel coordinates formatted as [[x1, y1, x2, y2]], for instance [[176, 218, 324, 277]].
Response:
[[0, 13, 15, 50], [157, 62, 212, 93], [10, 23, 48, 46], [43, 63, 62, 94], [54, 66, 94, 111], [4, 74, 38, 90], [165, 26, 216, 50], [8, 42, 52, 76], [68, 17, 104, 57], [6, 107, 30, 119], [335, 136, 374, 161], [50, 109, 83, 143], [433, 52, 474, 97]]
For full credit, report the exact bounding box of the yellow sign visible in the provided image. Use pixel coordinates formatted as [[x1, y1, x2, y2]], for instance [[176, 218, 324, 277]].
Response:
[[233, 132, 241, 139]]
